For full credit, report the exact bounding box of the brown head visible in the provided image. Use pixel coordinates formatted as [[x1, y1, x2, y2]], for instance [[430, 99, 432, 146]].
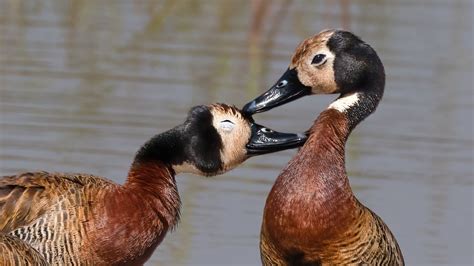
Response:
[[242, 29, 385, 129], [133, 103, 307, 176]]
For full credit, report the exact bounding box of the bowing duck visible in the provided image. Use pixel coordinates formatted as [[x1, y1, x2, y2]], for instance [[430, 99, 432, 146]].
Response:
[[243, 30, 404, 265], [0, 103, 306, 265]]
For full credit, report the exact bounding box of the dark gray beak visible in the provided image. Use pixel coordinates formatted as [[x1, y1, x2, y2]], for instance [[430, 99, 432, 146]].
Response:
[[246, 123, 307, 156], [242, 68, 311, 115]]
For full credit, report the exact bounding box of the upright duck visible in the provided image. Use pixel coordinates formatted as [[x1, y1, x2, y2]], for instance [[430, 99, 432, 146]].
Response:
[[243, 30, 404, 265], [0, 103, 306, 265]]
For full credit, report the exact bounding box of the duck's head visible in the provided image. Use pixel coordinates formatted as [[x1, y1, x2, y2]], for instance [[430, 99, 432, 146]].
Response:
[[242, 29, 385, 115], [135, 103, 307, 176]]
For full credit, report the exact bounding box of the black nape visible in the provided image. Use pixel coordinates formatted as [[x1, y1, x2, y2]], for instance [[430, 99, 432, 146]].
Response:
[[328, 30, 385, 131], [328, 30, 385, 95], [184, 105, 223, 174], [133, 106, 224, 175], [134, 126, 187, 168]]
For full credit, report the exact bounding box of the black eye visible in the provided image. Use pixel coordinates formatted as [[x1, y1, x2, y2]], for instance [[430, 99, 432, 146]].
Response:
[[311, 54, 326, 65]]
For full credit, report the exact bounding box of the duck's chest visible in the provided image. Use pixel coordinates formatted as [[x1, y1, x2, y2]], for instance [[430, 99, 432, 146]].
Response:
[[262, 173, 358, 252], [262, 180, 323, 249], [83, 193, 169, 264]]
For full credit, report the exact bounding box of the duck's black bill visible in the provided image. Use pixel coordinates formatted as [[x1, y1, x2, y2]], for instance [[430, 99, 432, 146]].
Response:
[[242, 68, 311, 115], [246, 123, 307, 156]]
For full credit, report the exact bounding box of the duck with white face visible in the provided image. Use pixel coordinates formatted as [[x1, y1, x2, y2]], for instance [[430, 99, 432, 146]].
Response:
[[242, 30, 404, 265], [0, 103, 307, 265]]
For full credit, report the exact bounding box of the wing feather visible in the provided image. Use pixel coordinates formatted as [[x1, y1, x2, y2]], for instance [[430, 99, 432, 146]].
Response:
[[0, 172, 112, 232], [0, 234, 47, 265]]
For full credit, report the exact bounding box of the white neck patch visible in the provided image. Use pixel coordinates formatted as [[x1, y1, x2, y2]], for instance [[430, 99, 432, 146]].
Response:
[[172, 162, 203, 175], [328, 92, 360, 112]]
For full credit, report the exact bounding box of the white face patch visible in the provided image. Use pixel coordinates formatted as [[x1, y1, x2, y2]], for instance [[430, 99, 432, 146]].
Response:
[[328, 92, 360, 112], [296, 46, 338, 94], [210, 108, 251, 173]]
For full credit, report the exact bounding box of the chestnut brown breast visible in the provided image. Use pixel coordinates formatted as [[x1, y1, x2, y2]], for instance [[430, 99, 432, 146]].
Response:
[[260, 110, 404, 265]]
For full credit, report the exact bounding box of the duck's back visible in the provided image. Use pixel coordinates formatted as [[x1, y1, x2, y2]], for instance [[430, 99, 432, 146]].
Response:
[[0, 171, 114, 264]]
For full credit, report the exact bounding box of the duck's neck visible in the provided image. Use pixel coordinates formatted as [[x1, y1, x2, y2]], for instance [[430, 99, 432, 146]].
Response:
[[124, 161, 181, 228], [328, 87, 383, 131], [88, 161, 181, 264], [267, 108, 356, 242], [133, 126, 188, 169], [123, 126, 191, 226], [279, 89, 382, 235], [88, 130, 189, 264], [300, 108, 353, 201], [303, 87, 383, 195]]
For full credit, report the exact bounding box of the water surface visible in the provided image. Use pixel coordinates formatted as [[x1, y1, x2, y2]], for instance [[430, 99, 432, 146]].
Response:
[[0, 1, 472, 265]]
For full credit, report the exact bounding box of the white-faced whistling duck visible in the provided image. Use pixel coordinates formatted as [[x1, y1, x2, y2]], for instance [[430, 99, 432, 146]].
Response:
[[243, 29, 404, 265], [0, 103, 306, 265]]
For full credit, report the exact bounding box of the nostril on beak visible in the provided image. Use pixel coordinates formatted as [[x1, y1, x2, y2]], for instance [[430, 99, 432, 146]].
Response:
[[276, 80, 288, 88], [243, 101, 257, 115]]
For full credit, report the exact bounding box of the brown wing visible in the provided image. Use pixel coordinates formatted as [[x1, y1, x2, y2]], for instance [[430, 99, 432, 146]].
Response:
[[0, 171, 112, 233], [0, 234, 48, 265], [365, 208, 405, 266], [0, 172, 116, 264]]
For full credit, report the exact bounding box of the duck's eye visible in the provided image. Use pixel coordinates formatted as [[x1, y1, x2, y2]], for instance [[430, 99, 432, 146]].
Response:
[[220, 120, 235, 132], [276, 80, 288, 88], [261, 127, 273, 133], [311, 54, 326, 65]]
